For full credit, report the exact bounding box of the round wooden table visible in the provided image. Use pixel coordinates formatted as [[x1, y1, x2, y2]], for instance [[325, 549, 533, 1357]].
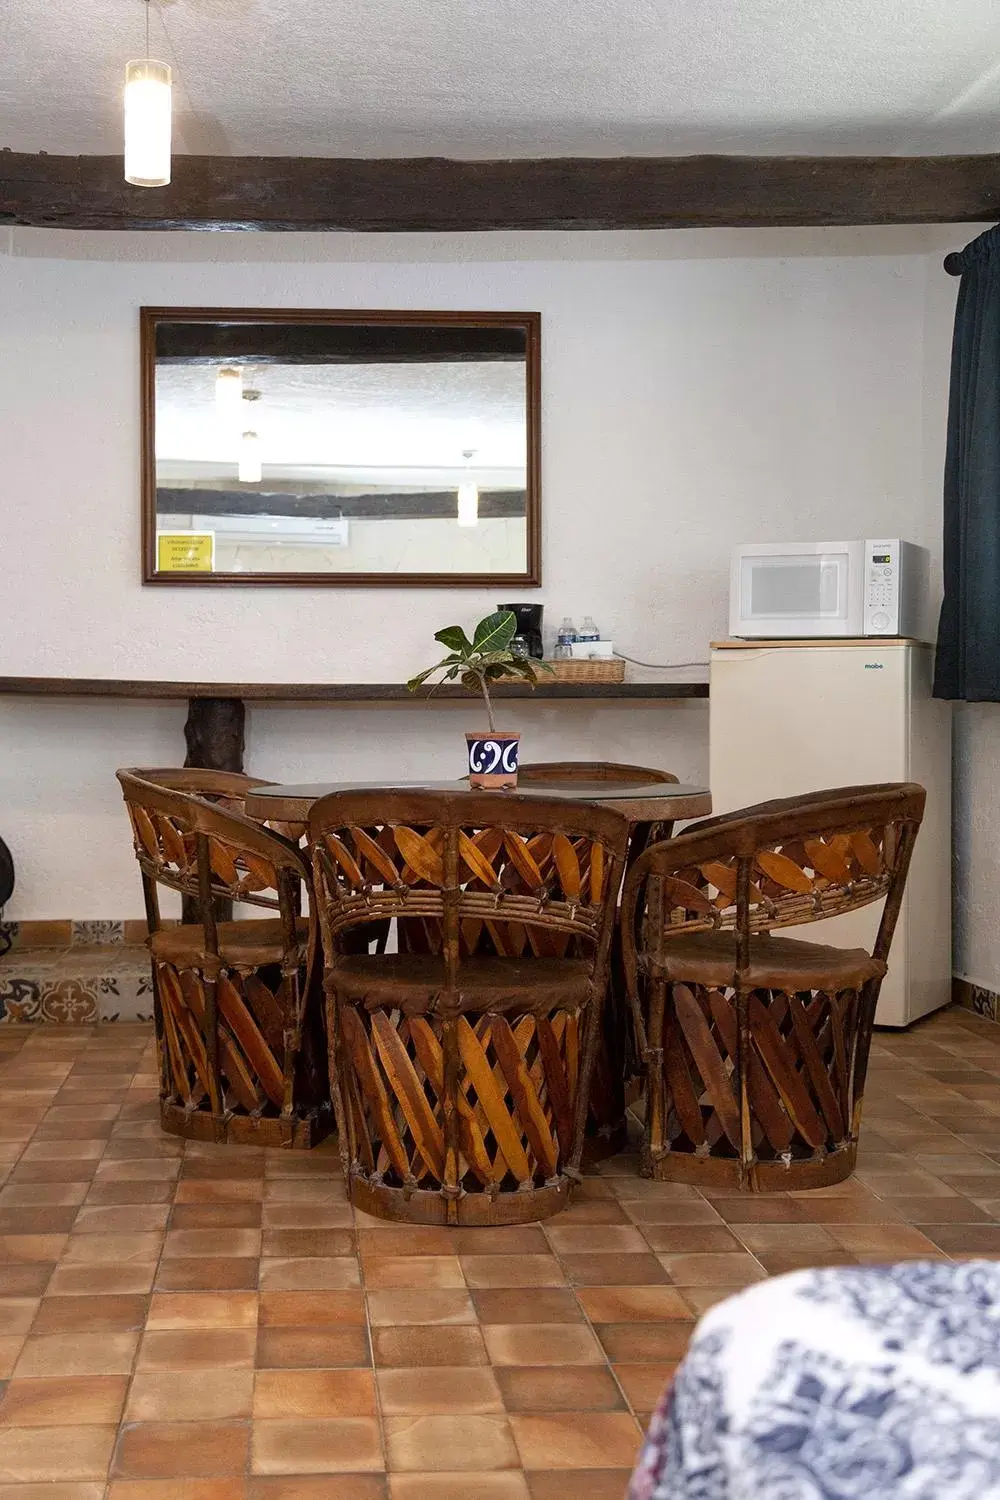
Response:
[[245, 778, 711, 825]]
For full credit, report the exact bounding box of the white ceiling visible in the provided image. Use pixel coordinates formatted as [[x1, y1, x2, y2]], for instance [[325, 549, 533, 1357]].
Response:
[[3, 0, 1000, 159]]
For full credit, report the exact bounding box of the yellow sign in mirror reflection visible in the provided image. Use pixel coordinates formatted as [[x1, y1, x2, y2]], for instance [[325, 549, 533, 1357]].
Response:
[[157, 531, 215, 572]]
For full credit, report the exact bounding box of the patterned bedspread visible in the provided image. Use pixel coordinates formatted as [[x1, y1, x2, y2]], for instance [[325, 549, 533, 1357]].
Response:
[[628, 1260, 1000, 1499]]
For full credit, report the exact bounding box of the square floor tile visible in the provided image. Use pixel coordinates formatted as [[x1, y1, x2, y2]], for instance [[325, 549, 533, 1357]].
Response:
[[560, 1254, 670, 1286], [656, 1252, 766, 1286], [31, 1294, 147, 1336], [496, 1366, 625, 1413], [260, 1259, 362, 1291], [253, 1370, 377, 1420], [525, 1469, 639, 1498], [47, 1263, 158, 1295], [0, 1373, 128, 1426], [259, 1292, 365, 1327], [482, 1324, 605, 1367], [126, 1369, 255, 1421], [363, 1256, 464, 1290], [470, 1289, 583, 1325], [612, 1362, 678, 1411], [252, 1418, 383, 1474], [14, 1330, 138, 1377], [372, 1327, 488, 1369], [377, 1365, 504, 1417], [112, 1420, 250, 1478], [146, 1293, 259, 1330], [0, 1423, 117, 1481], [389, 1476, 528, 1499], [153, 1258, 259, 1292], [248, 1481, 386, 1500], [460, 1256, 566, 1289], [136, 1329, 257, 1370], [595, 1323, 694, 1363], [108, 1483, 247, 1499], [257, 1327, 372, 1370], [383, 1414, 518, 1472], [0, 1298, 39, 1336], [510, 1412, 642, 1469], [366, 1291, 475, 1328]]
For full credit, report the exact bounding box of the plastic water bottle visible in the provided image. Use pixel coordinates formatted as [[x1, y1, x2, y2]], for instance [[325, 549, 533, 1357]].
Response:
[[554, 617, 578, 660], [578, 616, 600, 642]]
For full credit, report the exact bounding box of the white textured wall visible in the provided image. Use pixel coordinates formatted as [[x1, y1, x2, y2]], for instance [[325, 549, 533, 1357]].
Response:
[[0, 224, 962, 919]]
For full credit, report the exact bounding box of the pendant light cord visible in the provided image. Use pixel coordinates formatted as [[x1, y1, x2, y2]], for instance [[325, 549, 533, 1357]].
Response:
[[144, 0, 151, 57]]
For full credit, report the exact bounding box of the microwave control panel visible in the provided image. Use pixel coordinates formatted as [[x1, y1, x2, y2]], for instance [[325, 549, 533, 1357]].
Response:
[[863, 538, 901, 634]]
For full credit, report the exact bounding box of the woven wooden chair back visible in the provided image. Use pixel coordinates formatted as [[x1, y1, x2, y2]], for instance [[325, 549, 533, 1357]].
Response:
[[128, 767, 305, 842], [118, 769, 307, 916], [309, 788, 629, 972], [307, 789, 630, 1223], [621, 783, 926, 1192], [516, 762, 680, 786], [623, 783, 926, 955], [117, 769, 323, 1148]]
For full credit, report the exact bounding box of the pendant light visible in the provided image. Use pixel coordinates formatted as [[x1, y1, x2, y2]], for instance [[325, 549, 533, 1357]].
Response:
[[215, 366, 244, 416], [238, 390, 262, 482], [124, 0, 172, 187], [238, 431, 262, 484], [456, 448, 479, 527]]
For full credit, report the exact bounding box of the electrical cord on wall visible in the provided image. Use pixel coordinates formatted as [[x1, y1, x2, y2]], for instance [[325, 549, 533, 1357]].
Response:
[[613, 651, 709, 670]]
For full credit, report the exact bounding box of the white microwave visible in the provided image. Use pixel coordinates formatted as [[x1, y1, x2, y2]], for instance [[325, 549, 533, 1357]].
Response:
[[730, 539, 927, 639]]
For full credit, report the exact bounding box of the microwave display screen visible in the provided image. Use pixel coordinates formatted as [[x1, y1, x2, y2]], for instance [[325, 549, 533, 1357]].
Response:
[[749, 561, 838, 616], [872, 553, 891, 564]]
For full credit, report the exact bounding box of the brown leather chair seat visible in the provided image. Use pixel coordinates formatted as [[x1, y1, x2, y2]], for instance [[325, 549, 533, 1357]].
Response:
[[646, 930, 885, 992], [150, 917, 309, 969], [330, 952, 593, 1014]]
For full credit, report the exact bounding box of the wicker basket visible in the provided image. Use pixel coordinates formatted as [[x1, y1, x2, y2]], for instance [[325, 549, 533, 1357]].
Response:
[[544, 657, 626, 683]]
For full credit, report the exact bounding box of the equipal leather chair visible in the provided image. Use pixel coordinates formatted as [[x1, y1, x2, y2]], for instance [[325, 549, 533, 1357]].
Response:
[[621, 783, 925, 1191], [118, 769, 328, 1147], [307, 788, 630, 1224]]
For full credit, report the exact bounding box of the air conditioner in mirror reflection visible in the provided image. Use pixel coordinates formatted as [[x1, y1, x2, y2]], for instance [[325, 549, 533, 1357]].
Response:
[[189, 514, 350, 547]]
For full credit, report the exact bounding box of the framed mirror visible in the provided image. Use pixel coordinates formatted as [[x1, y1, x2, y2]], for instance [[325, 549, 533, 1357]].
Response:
[[141, 308, 540, 587]]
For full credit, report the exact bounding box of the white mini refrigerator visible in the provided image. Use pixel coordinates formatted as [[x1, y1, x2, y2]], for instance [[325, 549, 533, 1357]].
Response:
[[709, 640, 951, 1027]]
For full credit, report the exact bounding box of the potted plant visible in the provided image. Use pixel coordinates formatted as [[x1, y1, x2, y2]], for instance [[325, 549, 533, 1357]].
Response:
[[407, 610, 550, 787]]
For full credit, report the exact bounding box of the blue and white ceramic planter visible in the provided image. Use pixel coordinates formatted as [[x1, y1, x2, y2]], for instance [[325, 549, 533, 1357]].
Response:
[[466, 731, 520, 789]]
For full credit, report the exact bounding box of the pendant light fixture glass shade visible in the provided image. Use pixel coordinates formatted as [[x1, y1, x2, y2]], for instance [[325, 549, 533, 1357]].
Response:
[[215, 366, 243, 415], [124, 57, 172, 186], [238, 431, 262, 484], [456, 481, 479, 527], [456, 448, 479, 527]]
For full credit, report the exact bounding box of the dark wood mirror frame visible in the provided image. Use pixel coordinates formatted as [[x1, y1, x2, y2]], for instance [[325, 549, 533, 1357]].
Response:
[[140, 307, 541, 589]]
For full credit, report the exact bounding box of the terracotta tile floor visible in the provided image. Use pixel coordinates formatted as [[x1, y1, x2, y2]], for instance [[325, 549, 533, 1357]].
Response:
[[0, 1004, 999, 1497]]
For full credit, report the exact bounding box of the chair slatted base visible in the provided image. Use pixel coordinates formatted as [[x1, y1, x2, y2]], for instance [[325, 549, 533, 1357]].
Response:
[[338, 1003, 584, 1225], [644, 979, 863, 1192], [155, 958, 330, 1148], [160, 1100, 325, 1149]]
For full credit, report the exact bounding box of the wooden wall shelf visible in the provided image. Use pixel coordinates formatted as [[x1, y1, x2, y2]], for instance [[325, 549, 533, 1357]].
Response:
[[0, 677, 708, 702], [0, 676, 707, 775]]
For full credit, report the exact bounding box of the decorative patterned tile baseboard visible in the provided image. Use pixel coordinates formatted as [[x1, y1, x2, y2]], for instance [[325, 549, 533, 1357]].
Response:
[[1, 918, 149, 949], [0, 943, 154, 1024], [953, 975, 1000, 1024]]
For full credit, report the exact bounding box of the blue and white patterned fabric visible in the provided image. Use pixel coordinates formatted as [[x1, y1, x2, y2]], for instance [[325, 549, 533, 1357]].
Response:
[[628, 1260, 1000, 1500]]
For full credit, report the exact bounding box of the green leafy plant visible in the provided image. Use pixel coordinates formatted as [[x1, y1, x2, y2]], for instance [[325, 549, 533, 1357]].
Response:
[[407, 610, 551, 733]]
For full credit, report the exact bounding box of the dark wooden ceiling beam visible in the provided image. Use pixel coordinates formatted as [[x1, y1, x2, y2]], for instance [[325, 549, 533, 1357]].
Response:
[[155, 486, 527, 521], [2, 150, 1000, 231]]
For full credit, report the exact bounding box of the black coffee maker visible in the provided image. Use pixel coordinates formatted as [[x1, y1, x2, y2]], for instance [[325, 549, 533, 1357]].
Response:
[[498, 602, 544, 660]]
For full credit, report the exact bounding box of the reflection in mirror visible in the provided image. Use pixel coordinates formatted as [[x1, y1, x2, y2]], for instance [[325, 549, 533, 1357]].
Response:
[[142, 311, 540, 586]]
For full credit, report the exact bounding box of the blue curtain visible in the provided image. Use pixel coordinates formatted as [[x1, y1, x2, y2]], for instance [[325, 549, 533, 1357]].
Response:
[[934, 225, 1000, 701]]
